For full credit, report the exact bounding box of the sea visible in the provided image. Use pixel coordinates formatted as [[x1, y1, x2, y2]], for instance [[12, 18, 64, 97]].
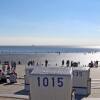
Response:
[[0, 46, 100, 53]]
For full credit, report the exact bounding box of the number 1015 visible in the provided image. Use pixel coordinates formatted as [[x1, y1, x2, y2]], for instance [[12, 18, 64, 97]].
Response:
[[37, 77, 64, 87]]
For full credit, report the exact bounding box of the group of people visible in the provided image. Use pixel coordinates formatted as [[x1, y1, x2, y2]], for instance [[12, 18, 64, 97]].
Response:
[[27, 60, 48, 67], [27, 59, 80, 67], [27, 59, 99, 68], [88, 61, 99, 68], [1, 61, 17, 74], [0, 61, 17, 83], [27, 60, 35, 66], [61, 60, 80, 67]]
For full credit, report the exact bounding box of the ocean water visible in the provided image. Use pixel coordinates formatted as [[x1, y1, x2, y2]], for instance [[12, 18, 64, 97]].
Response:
[[0, 46, 100, 53]]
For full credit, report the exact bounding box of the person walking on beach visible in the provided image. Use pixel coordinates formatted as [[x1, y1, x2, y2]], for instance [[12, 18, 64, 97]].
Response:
[[66, 60, 70, 67], [18, 61, 21, 65], [11, 61, 16, 71], [13, 62, 16, 71], [62, 60, 64, 66], [95, 61, 98, 67], [71, 61, 73, 67], [32, 60, 35, 66], [45, 60, 48, 67]]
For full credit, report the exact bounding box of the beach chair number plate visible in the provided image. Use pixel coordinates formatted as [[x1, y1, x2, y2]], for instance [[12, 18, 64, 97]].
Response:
[[37, 77, 63, 87]]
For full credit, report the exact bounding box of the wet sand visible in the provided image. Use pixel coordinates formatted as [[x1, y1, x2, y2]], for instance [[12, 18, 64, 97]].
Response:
[[0, 52, 100, 66]]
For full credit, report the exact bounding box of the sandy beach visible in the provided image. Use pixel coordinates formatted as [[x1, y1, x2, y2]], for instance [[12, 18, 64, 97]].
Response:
[[0, 53, 100, 100], [0, 65, 28, 100], [0, 65, 100, 100]]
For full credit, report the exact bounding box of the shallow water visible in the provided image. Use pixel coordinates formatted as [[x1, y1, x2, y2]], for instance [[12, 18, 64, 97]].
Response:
[[0, 52, 100, 66]]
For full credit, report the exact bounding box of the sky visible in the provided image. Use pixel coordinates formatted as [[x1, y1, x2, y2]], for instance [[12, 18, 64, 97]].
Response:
[[0, 0, 100, 45]]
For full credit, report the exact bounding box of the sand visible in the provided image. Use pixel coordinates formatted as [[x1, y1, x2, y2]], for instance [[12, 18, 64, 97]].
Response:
[[0, 64, 100, 100], [0, 65, 28, 100]]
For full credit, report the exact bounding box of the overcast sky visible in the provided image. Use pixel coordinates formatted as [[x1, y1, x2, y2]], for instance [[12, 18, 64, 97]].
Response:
[[0, 0, 100, 45]]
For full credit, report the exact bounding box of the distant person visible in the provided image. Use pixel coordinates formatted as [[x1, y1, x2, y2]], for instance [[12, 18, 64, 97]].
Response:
[[56, 63, 57, 66], [62, 60, 64, 66], [13, 62, 16, 70], [91, 61, 94, 67], [45, 60, 48, 67], [32, 60, 35, 66], [88, 61, 94, 68], [78, 62, 80, 66], [66, 60, 70, 67], [71, 61, 73, 67], [27, 61, 30, 66], [95, 61, 98, 67], [58, 52, 60, 55], [18, 61, 21, 65], [36, 62, 39, 66]]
